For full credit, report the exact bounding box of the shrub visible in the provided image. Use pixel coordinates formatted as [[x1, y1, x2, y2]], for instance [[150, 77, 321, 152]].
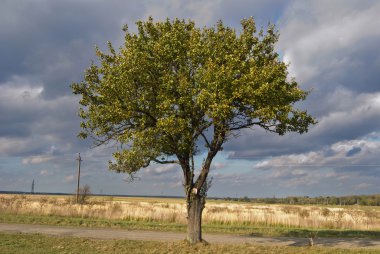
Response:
[[77, 184, 91, 204]]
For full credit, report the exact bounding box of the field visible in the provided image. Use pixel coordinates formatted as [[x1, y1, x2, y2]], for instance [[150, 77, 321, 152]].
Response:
[[1, 194, 380, 239], [0, 233, 378, 254], [1, 232, 379, 254]]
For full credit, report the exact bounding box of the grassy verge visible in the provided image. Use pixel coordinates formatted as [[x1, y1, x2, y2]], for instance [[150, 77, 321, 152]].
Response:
[[1, 212, 380, 238], [1, 232, 378, 254]]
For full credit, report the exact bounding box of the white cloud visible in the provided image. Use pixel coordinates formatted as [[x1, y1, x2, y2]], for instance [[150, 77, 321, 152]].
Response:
[[22, 155, 54, 165], [355, 182, 372, 190], [253, 138, 380, 172], [39, 170, 51, 176], [153, 181, 182, 189], [0, 137, 31, 156], [1, 1, 380, 197], [310, 90, 380, 139], [210, 162, 227, 171], [144, 164, 179, 175], [0, 78, 81, 156], [226, 88, 380, 160], [0, 77, 44, 103], [279, 1, 380, 86], [65, 174, 75, 183]]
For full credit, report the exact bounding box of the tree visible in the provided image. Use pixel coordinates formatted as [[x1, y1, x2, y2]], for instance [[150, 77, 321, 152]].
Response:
[[71, 17, 316, 244]]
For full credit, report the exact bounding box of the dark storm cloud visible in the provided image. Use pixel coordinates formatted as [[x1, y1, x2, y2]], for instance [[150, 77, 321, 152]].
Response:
[[225, 90, 380, 160], [142, 0, 290, 30], [280, 0, 380, 93], [0, 0, 149, 159], [250, 137, 380, 184], [1, 0, 380, 196], [295, 38, 380, 95], [346, 147, 361, 157], [0, 0, 145, 98], [225, 1, 380, 161], [213, 0, 290, 26]]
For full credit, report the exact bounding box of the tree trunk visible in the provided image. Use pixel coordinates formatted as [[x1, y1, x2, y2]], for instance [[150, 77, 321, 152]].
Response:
[[186, 193, 205, 244]]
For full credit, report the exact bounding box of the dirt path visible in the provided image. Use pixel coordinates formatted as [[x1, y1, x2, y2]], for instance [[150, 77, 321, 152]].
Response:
[[1, 223, 380, 249]]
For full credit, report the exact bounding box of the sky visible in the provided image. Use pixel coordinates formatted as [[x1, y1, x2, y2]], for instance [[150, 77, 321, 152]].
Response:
[[1, 0, 380, 198]]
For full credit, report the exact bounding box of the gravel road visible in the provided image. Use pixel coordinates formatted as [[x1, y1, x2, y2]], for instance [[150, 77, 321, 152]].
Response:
[[1, 223, 379, 249]]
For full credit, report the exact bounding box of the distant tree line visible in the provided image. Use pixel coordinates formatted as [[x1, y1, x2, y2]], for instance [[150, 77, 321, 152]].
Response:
[[223, 194, 380, 206]]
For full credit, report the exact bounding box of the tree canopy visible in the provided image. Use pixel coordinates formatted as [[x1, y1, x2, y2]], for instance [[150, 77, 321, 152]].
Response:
[[72, 17, 314, 175], [72, 17, 316, 243]]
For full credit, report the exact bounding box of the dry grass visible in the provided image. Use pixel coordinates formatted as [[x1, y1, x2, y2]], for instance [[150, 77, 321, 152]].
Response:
[[204, 203, 380, 230], [1, 194, 379, 230]]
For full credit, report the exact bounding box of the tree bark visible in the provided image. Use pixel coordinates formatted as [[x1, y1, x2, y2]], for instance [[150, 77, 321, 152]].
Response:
[[186, 193, 205, 244]]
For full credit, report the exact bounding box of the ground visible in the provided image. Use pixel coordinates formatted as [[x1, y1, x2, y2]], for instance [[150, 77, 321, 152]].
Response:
[[1, 223, 380, 249]]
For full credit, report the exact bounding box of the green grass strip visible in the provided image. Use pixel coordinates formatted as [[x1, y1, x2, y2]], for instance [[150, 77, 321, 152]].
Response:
[[1, 212, 380, 239], [1, 232, 379, 254]]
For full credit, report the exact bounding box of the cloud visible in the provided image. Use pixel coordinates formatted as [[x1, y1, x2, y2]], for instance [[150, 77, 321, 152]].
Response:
[[225, 87, 380, 161], [144, 164, 179, 176], [355, 183, 372, 190], [142, 0, 217, 27], [0, 0, 146, 98], [0, 137, 33, 156], [153, 181, 182, 189], [253, 138, 380, 179], [65, 174, 75, 183], [304, 90, 380, 146], [346, 147, 361, 157], [142, 0, 290, 33], [268, 168, 320, 188], [210, 162, 227, 171], [279, 0, 380, 92], [39, 170, 52, 176], [216, 0, 289, 27], [1, 0, 380, 197], [0, 81, 84, 157], [221, 1, 380, 165], [22, 155, 54, 165]]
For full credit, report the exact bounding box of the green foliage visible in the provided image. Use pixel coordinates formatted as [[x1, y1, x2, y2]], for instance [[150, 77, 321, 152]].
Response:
[[72, 17, 315, 183]]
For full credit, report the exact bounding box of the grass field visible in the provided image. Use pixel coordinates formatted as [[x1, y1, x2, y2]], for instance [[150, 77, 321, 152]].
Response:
[[3, 193, 380, 231], [1, 232, 379, 254], [1, 194, 380, 239]]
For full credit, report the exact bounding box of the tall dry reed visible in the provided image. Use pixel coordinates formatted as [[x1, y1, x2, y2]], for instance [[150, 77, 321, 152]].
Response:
[[1, 194, 379, 230]]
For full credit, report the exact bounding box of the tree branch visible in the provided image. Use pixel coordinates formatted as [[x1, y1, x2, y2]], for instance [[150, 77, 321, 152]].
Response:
[[153, 158, 179, 164], [199, 132, 211, 148], [193, 122, 212, 147], [194, 126, 226, 190], [228, 121, 278, 132], [228, 121, 262, 131]]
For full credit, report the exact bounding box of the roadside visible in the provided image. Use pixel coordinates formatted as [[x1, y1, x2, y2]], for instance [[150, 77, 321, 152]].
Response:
[[1, 223, 379, 249], [2, 212, 379, 239]]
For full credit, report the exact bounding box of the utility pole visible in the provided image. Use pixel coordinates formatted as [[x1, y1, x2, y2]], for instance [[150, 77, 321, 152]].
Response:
[[31, 179, 35, 194], [76, 153, 82, 203]]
